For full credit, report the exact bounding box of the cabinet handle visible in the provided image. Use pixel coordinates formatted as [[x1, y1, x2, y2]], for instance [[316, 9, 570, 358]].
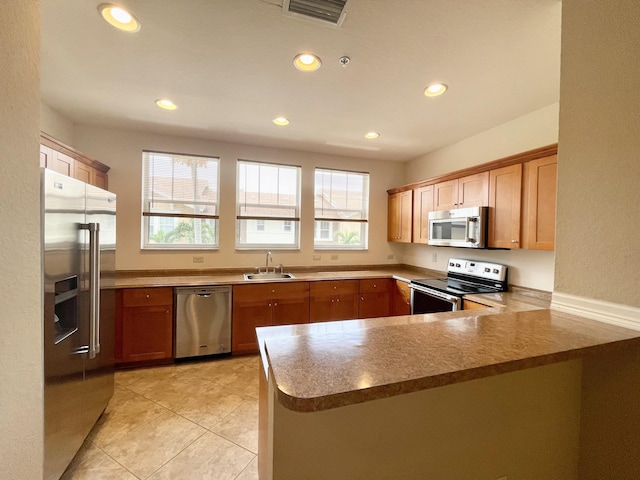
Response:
[[268, 303, 272, 307], [361, 296, 364, 301], [271, 289, 275, 293], [274, 302, 278, 307], [373, 284, 377, 288], [331, 299, 334, 303], [511, 240, 518, 243], [146, 294, 150, 299], [336, 298, 340, 302]]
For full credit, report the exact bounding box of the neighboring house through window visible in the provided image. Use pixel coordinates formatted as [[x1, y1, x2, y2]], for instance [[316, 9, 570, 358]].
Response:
[[142, 151, 220, 249], [236, 159, 301, 249], [314, 168, 369, 249]]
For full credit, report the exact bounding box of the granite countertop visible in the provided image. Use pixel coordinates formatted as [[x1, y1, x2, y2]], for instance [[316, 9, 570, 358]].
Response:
[[258, 309, 640, 413], [112, 266, 435, 288]]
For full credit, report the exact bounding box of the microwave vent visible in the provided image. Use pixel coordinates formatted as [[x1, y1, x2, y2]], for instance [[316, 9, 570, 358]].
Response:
[[282, 0, 349, 26]]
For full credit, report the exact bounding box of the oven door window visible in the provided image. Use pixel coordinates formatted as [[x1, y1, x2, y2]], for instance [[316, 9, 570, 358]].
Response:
[[411, 289, 459, 314], [430, 219, 467, 241]]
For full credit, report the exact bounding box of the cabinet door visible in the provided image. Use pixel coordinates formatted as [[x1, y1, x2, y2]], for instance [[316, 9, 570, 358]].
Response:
[[310, 294, 358, 322], [50, 151, 75, 177], [40, 144, 54, 168], [458, 172, 489, 208], [74, 161, 93, 184], [488, 164, 522, 249], [232, 299, 272, 354], [463, 300, 490, 310], [391, 280, 411, 316], [358, 292, 390, 319], [412, 185, 433, 244], [522, 155, 557, 250], [120, 305, 173, 363], [272, 296, 309, 326], [94, 170, 108, 190], [433, 180, 459, 211], [387, 191, 412, 242]]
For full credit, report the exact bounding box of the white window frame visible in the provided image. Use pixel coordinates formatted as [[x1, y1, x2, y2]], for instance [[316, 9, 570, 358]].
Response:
[[142, 151, 220, 250], [314, 168, 369, 250], [236, 159, 301, 250]]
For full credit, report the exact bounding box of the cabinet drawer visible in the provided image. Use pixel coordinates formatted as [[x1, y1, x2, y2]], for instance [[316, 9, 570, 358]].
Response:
[[359, 278, 392, 294], [122, 287, 173, 307], [233, 281, 309, 302], [310, 280, 359, 297]]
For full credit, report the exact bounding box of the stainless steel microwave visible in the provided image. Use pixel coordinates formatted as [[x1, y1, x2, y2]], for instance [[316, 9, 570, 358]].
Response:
[[428, 206, 488, 248]]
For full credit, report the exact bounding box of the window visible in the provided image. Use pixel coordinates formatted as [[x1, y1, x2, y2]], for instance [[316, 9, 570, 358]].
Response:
[[142, 151, 219, 249], [314, 168, 369, 249], [236, 160, 301, 249]]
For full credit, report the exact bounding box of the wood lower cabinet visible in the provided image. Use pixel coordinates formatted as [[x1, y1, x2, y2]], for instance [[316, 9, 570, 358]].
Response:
[[463, 299, 490, 310], [358, 278, 392, 319], [488, 164, 523, 248], [309, 280, 359, 323], [116, 287, 173, 365], [233, 282, 309, 355], [387, 190, 413, 243], [391, 279, 411, 316], [522, 155, 557, 250]]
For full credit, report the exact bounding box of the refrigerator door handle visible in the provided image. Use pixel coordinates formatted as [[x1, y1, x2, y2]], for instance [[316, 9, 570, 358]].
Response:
[[81, 222, 101, 359]]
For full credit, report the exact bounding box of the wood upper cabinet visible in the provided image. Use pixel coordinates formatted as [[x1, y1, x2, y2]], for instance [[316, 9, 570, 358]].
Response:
[[488, 164, 523, 249], [387, 190, 413, 243], [309, 280, 359, 323], [116, 287, 174, 364], [391, 279, 411, 316], [358, 278, 391, 319], [434, 172, 489, 211], [40, 133, 109, 189], [232, 282, 309, 354], [522, 155, 557, 250], [412, 185, 433, 244]]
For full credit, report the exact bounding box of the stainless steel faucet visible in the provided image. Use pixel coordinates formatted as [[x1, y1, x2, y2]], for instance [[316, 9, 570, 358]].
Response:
[[265, 251, 272, 272]]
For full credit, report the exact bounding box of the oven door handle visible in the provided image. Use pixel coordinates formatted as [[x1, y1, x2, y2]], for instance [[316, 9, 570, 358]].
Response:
[[409, 284, 462, 310]]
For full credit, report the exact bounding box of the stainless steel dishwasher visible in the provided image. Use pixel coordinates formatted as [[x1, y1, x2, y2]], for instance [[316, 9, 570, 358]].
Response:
[[174, 286, 232, 359]]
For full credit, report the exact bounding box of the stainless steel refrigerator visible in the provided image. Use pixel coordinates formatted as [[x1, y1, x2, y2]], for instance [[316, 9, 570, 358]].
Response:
[[42, 168, 116, 479]]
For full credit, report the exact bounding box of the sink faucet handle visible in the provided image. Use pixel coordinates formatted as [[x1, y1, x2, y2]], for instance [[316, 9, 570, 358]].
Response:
[[278, 263, 284, 273]]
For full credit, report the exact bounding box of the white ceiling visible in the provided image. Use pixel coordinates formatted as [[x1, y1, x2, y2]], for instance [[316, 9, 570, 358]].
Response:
[[40, 0, 561, 162]]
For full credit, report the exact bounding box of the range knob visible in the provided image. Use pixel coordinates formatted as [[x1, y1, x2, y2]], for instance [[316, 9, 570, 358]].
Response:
[[493, 269, 499, 274], [484, 267, 490, 273], [449, 262, 454, 267], [455, 263, 461, 267]]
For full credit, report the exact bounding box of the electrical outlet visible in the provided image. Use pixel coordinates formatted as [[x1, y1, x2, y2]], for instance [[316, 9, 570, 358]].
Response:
[[431, 253, 437, 262], [313, 255, 321, 261], [387, 254, 394, 260], [330, 254, 339, 260], [192, 256, 204, 263]]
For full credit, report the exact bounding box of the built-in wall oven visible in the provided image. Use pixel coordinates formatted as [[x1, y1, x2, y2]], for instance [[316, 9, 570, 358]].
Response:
[[409, 258, 508, 314]]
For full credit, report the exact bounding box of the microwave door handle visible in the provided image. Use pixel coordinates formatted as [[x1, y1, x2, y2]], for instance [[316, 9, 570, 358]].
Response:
[[82, 222, 101, 359], [465, 217, 477, 244]]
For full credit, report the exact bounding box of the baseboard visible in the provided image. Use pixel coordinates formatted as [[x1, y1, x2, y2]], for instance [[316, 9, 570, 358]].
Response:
[[551, 292, 640, 331]]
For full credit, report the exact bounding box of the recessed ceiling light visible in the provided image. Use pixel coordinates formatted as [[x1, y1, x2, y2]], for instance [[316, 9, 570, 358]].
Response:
[[155, 99, 177, 110], [293, 53, 322, 72], [364, 132, 380, 139], [273, 117, 290, 126], [98, 4, 141, 32], [424, 83, 448, 97]]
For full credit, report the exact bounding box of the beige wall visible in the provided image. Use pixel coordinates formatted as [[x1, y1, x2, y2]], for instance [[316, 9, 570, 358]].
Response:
[[72, 124, 405, 271], [0, 1, 44, 478], [398, 103, 560, 291], [40, 102, 75, 145], [555, 0, 640, 307]]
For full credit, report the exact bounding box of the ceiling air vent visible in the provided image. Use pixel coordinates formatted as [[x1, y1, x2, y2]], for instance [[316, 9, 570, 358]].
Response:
[[282, 0, 349, 27]]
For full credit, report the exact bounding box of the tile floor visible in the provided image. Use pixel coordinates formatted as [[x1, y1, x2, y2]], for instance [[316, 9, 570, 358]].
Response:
[[62, 355, 260, 480]]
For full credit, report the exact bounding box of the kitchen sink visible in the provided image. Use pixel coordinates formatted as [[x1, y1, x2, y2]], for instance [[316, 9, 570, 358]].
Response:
[[243, 272, 295, 280]]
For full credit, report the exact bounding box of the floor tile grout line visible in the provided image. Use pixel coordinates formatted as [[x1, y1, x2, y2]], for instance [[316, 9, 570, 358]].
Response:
[[142, 428, 209, 480], [232, 454, 258, 480], [86, 436, 145, 480]]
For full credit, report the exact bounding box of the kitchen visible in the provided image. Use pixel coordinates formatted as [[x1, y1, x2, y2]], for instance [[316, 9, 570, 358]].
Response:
[[2, 1, 640, 480]]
